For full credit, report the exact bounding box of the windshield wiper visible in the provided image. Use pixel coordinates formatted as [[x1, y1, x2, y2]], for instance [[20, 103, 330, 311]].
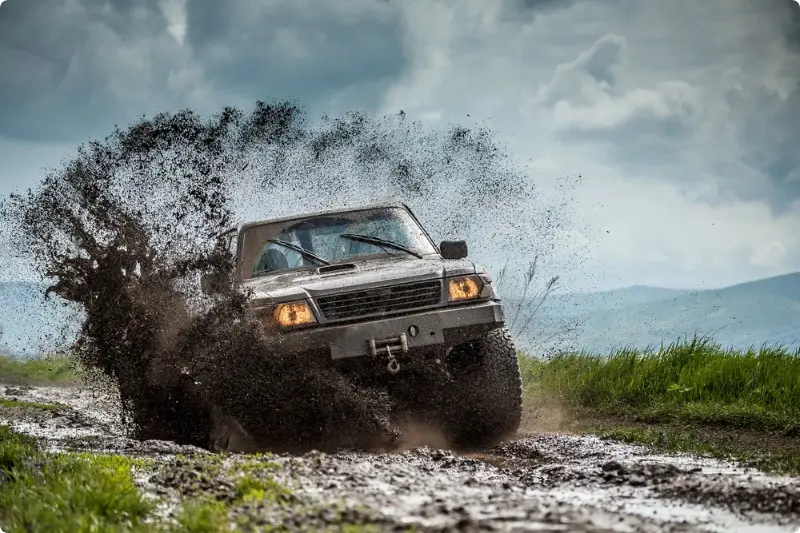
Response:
[[339, 233, 423, 259], [267, 239, 330, 265]]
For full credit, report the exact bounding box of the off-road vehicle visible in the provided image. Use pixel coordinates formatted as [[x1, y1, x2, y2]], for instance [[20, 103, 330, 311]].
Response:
[[209, 203, 522, 448]]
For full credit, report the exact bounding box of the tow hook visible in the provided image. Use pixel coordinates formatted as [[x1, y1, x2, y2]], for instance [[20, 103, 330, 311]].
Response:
[[368, 334, 407, 375], [386, 345, 400, 374]]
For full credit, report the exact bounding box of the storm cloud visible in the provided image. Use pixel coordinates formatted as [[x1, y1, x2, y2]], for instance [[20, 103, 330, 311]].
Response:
[[0, 0, 406, 142]]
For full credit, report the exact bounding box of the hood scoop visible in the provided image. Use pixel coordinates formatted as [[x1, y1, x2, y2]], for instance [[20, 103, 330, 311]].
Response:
[[316, 263, 359, 275]]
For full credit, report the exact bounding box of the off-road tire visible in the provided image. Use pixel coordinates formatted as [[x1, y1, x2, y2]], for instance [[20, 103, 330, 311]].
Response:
[[439, 326, 523, 449]]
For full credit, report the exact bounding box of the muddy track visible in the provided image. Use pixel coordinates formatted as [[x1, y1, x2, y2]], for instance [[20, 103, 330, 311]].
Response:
[[1, 384, 798, 532]]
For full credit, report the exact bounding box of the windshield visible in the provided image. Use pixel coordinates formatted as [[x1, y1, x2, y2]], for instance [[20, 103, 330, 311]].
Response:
[[240, 207, 438, 278]]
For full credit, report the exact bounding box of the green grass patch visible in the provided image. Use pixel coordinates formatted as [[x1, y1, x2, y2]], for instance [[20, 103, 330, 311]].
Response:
[[170, 499, 231, 533], [0, 398, 65, 411], [338, 526, 390, 533], [520, 336, 800, 474], [0, 425, 154, 532], [0, 354, 80, 386], [521, 336, 800, 432], [230, 454, 281, 475], [234, 474, 294, 504]]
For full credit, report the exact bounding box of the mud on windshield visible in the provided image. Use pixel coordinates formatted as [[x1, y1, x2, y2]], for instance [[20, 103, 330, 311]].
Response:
[[239, 207, 438, 279]]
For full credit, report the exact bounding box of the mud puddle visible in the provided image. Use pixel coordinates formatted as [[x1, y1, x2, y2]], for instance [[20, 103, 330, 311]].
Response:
[[0, 384, 205, 457], [2, 384, 798, 532]]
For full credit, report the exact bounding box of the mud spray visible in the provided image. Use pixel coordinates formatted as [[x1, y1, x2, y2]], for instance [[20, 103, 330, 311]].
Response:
[[0, 102, 581, 453]]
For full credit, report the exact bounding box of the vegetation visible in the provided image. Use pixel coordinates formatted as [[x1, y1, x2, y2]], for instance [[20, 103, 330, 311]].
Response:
[[0, 424, 396, 532], [0, 425, 154, 532], [520, 336, 800, 474], [0, 398, 65, 411], [0, 353, 79, 385], [495, 256, 560, 344], [171, 499, 231, 533]]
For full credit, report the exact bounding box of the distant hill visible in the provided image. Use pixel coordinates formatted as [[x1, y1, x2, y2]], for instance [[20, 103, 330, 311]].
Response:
[[508, 272, 800, 354], [544, 285, 693, 316]]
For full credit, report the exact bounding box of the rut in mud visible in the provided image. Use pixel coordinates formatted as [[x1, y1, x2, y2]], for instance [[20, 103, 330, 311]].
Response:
[[0, 101, 577, 452]]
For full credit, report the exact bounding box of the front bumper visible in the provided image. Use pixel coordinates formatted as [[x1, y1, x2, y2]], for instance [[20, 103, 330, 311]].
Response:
[[266, 300, 505, 360]]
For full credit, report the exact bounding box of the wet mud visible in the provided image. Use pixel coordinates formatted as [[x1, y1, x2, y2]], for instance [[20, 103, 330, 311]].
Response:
[[1, 383, 798, 532]]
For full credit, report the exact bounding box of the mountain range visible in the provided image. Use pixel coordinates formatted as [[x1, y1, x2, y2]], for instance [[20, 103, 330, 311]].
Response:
[[506, 271, 800, 354], [1, 272, 799, 357]]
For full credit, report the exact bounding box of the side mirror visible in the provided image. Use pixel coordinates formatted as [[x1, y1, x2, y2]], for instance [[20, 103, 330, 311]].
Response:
[[440, 240, 468, 260]]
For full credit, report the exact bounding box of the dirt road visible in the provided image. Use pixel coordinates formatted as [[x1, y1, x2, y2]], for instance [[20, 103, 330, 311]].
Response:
[[1, 383, 798, 532]]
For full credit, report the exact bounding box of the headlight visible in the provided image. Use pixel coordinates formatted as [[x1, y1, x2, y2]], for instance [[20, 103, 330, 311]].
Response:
[[273, 300, 317, 327], [448, 275, 483, 301]]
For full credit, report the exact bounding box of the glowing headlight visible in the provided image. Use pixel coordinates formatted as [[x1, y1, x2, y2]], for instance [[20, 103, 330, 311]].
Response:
[[448, 275, 483, 301], [273, 301, 317, 327]]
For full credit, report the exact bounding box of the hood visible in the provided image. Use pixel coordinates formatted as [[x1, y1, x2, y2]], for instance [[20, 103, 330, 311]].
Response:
[[241, 256, 478, 303]]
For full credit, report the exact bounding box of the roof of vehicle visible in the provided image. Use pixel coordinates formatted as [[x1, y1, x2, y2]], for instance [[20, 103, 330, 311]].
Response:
[[232, 202, 414, 234]]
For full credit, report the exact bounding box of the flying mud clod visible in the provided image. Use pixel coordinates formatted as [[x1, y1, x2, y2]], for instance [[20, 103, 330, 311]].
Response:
[[0, 101, 578, 453]]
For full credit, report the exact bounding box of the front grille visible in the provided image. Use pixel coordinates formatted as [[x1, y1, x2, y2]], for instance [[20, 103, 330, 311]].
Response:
[[316, 280, 442, 321]]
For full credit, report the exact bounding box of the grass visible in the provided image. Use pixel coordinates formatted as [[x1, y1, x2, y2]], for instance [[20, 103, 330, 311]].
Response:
[[0, 425, 154, 532], [0, 353, 80, 385], [0, 398, 65, 411], [171, 500, 230, 533], [234, 474, 294, 504], [0, 425, 295, 532], [0, 425, 397, 532], [520, 336, 800, 474]]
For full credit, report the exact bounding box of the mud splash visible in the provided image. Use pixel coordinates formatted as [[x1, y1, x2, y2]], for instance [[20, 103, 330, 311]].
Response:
[[0, 101, 577, 452]]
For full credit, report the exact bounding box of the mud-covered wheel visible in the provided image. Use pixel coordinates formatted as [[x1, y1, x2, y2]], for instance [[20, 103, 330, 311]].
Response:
[[440, 326, 523, 449]]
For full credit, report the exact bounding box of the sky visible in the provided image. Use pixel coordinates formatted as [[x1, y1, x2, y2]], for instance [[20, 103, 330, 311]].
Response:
[[0, 0, 799, 292]]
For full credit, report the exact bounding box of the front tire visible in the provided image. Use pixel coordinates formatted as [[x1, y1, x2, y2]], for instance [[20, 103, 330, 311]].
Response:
[[440, 326, 523, 449]]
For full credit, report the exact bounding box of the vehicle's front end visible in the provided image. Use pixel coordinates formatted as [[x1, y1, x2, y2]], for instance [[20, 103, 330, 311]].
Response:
[[224, 203, 522, 449], [244, 258, 505, 375]]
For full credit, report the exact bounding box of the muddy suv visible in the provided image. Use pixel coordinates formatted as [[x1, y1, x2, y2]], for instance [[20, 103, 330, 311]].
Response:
[[213, 203, 522, 447]]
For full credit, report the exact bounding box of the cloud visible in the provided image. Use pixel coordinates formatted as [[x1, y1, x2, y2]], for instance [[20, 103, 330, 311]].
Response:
[[499, 0, 580, 21], [551, 82, 700, 135], [182, 0, 406, 112], [779, 0, 800, 49], [159, 0, 188, 45], [535, 34, 702, 140], [533, 149, 800, 289], [724, 79, 800, 214], [542, 32, 627, 98], [0, 0, 203, 141], [517, 2, 800, 215], [0, 0, 407, 142], [0, 138, 76, 199]]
